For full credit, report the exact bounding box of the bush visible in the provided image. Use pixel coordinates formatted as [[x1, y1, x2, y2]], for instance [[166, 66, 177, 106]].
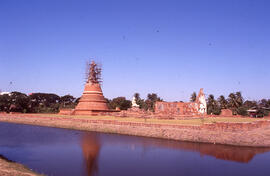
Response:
[[108, 97, 131, 110], [237, 106, 248, 116]]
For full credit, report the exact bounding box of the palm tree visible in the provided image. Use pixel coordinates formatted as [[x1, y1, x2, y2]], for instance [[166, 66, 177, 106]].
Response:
[[146, 93, 162, 111], [207, 94, 220, 115], [243, 100, 257, 109], [190, 92, 197, 102], [235, 92, 243, 107], [227, 92, 244, 114], [227, 93, 236, 110], [134, 93, 140, 104], [218, 95, 228, 109]]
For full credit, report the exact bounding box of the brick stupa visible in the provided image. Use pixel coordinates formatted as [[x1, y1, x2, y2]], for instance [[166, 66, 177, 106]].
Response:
[[74, 61, 111, 115]]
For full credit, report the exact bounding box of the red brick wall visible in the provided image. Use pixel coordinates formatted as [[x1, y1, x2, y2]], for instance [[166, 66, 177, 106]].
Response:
[[155, 101, 199, 115]]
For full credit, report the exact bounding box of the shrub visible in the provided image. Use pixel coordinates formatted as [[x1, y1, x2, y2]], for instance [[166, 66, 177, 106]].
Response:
[[237, 106, 248, 116]]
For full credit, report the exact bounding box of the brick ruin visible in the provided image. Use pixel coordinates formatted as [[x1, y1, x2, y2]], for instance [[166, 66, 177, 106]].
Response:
[[220, 109, 233, 116], [59, 61, 118, 116], [100, 88, 207, 119], [154, 88, 207, 117], [60, 61, 207, 118], [73, 82, 112, 115]]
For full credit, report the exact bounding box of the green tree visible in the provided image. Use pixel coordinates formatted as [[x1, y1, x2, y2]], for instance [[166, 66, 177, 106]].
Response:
[[227, 92, 244, 115], [145, 93, 162, 112], [0, 94, 11, 112], [236, 106, 248, 116], [108, 97, 131, 110], [190, 92, 197, 102], [75, 97, 81, 105], [138, 99, 148, 110], [259, 99, 270, 108], [134, 93, 140, 105], [28, 93, 60, 113], [235, 92, 244, 107], [60, 95, 76, 108], [257, 99, 270, 117], [133, 93, 148, 110], [207, 94, 221, 115], [243, 100, 257, 109], [217, 95, 228, 109], [10, 92, 30, 112]]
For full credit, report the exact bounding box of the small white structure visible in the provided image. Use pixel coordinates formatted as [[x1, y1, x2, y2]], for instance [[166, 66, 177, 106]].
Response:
[[196, 88, 207, 114], [131, 96, 139, 108], [0, 92, 11, 96]]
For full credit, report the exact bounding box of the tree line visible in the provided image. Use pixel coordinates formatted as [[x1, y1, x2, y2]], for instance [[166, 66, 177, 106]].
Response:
[[191, 91, 270, 117], [106, 93, 162, 111], [0, 92, 78, 113], [1, 91, 269, 117], [0, 92, 162, 113]]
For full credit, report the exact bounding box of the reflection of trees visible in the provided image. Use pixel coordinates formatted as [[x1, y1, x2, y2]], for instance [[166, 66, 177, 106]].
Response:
[[81, 133, 100, 176], [80, 132, 270, 176], [140, 140, 270, 163], [102, 135, 270, 163], [161, 142, 270, 163]]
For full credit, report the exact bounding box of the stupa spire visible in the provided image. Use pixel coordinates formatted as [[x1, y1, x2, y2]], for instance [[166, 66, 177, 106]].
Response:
[[87, 61, 102, 84]]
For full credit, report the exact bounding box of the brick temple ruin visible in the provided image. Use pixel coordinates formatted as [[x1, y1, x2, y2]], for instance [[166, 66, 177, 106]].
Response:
[[74, 61, 119, 115], [59, 61, 118, 115], [103, 88, 207, 119], [60, 61, 207, 118], [155, 88, 207, 116]]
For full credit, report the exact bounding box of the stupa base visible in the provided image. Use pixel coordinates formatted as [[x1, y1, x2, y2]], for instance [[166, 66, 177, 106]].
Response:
[[73, 109, 119, 116]]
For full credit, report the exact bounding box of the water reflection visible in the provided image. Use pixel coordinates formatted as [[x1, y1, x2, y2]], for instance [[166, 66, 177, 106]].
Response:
[[81, 134, 100, 176], [1, 122, 270, 176], [174, 142, 270, 163], [81, 133, 270, 165], [138, 140, 270, 163]]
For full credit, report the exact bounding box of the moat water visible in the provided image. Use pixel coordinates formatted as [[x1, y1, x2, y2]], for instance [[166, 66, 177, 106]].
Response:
[[0, 122, 270, 176]]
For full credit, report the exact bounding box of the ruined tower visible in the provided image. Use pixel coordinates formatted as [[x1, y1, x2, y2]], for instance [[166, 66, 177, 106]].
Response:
[[74, 61, 109, 115]]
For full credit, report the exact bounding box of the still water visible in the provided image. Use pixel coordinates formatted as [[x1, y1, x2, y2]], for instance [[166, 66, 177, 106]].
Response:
[[0, 122, 270, 176]]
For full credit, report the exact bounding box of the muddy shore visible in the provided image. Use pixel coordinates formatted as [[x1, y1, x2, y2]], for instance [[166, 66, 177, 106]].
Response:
[[0, 156, 41, 176], [1, 114, 270, 147]]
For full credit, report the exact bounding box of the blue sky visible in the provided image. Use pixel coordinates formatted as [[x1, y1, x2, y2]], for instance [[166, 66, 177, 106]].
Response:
[[0, 0, 269, 101]]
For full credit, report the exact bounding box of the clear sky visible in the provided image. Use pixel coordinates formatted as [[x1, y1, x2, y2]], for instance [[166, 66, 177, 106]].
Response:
[[0, 0, 269, 101]]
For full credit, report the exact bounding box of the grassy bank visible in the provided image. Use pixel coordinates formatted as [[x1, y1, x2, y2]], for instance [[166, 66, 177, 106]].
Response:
[[24, 113, 263, 126]]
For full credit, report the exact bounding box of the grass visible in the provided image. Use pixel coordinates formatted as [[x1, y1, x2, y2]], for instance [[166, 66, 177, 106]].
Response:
[[26, 113, 264, 126]]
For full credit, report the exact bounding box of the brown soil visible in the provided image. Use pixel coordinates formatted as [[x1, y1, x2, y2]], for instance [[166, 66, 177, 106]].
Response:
[[0, 157, 41, 176]]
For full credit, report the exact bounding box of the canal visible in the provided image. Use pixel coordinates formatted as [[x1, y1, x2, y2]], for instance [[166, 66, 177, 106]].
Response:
[[0, 122, 270, 176]]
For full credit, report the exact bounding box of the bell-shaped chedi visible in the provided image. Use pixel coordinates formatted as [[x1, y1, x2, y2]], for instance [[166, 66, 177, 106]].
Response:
[[74, 61, 110, 115]]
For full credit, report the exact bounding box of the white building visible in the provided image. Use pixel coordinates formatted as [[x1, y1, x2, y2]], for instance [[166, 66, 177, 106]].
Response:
[[0, 92, 11, 96]]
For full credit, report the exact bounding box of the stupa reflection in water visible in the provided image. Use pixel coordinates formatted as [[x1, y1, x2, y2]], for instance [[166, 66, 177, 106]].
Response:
[[81, 133, 270, 175], [81, 133, 100, 176]]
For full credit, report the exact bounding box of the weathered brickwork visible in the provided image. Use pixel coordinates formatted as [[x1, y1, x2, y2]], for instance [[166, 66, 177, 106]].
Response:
[[221, 109, 233, 116], [60, 61, 118, 116], [154, 88, 207, 116], [155, 101, 199, 116], [74, 83, 110, 115], [59, 83, 118, 115]]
